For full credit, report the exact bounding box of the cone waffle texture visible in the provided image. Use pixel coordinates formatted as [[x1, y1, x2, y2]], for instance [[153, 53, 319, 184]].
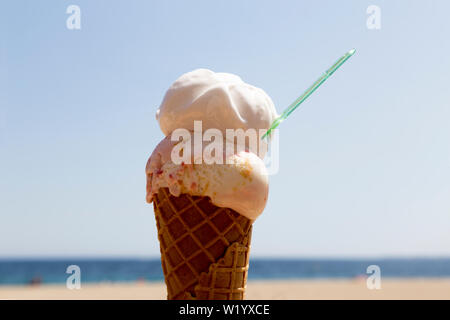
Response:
[[153, 187, 253, 300]]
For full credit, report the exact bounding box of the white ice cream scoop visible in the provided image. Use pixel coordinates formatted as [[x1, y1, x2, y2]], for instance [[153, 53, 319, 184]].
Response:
[[157, 69, 278, 137]]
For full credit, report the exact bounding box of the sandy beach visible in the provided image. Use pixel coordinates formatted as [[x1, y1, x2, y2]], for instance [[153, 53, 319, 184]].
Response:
[[1, 279, 449, 300]]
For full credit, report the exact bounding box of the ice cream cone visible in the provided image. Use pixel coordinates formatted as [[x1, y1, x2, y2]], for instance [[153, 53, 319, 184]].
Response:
[[153, 187, 253, 300], [147, 70, 275, 299]]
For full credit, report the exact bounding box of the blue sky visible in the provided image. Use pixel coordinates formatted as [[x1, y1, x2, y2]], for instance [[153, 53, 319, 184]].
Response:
[[1, 0, 449, 258]]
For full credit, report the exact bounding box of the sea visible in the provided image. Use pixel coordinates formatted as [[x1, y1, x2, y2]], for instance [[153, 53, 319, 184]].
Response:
[[0, 258, 449, 285]]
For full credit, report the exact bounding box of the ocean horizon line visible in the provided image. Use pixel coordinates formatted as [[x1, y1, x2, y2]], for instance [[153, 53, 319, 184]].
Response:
[[1, 258, 450, 285]]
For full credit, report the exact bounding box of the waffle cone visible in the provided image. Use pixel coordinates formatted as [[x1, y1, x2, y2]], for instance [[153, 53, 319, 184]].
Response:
[[153, 187, 253, 300]]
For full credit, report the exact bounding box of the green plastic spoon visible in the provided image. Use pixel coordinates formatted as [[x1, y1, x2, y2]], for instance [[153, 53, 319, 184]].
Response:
[[262, 48, 356, 140]]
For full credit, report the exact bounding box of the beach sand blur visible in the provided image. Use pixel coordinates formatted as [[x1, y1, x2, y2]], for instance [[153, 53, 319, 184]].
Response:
[[1, 278, 449, 300]]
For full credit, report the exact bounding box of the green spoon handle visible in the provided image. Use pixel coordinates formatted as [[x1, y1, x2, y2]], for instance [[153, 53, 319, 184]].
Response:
[[262, 48, 356, 140]]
